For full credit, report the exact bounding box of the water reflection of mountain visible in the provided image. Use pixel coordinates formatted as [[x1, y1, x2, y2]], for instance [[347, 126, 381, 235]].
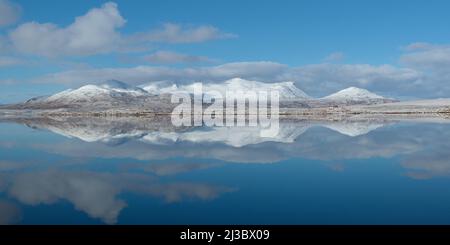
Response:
[[3, 116, 450, 169], [2, 116, 390, 146], [2, 116, 450, 224], [3, 115, 450, 164]]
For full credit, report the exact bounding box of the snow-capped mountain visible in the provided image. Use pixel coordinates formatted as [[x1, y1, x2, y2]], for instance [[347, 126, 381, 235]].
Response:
[[321, 87, 395, 104], [44, 80, 148, 103], [323, 87, 383, 100], [141, 78, 311, 100], [2, 79, 400, 111], [11, 80, 176, 111]]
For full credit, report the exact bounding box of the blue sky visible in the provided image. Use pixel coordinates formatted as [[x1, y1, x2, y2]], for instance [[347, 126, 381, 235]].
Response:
[[1, 0, 450, 103]]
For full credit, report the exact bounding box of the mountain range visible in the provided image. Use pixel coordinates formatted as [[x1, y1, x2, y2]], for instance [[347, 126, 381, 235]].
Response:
[[0, 78, 398, 112], [140, 78, 312, 100]]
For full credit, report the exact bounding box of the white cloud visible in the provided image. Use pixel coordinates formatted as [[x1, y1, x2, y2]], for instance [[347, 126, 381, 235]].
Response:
[[0, 56, 23, 67], [403, 42, 434, 51], [323, 52, 345, 62], [0, 0, 21, 27], [9, 2, 125, 57], [0, 78, 19, 84], [36, 61, 287, 85], [290, 63, 422, 97], [7, 2, 235, 57], [400, 43, 450, 71], [0, 35, 12, 53], [398, 43, 450, 97], [132, 23, 236, 44], [143, 50, 213, 64]]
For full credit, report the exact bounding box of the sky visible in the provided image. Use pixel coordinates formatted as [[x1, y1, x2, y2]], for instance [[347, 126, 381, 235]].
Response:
[[1, 0, 450, 103]]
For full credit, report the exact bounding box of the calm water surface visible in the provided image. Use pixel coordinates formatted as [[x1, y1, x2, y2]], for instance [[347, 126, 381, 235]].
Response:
[[1, 117, 450, 224]]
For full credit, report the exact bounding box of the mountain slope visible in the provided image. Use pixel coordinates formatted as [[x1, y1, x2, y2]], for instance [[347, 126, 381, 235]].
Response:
[[6, 80, 174, 112], [44, 80, 147, 103], [1, 80, 403, 112], [141, 78, 311, 100], [321, 87, 396, 104], [4, 78, 311, 111]]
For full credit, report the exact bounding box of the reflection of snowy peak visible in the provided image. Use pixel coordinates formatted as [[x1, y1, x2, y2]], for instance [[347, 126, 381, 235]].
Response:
[[13, 117, 387, 147], [41, 123, 312, 147], [48, 125, 147, 143], [321, 122, 385, 137], [169, 124, 310, 147], [140, 122, 381, 147], [141, 78, 311, 100]]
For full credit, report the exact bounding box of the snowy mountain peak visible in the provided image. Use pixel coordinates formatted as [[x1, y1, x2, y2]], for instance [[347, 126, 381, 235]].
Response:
[[44, 85, 109, 102], [140, 78, 311, 100], [323, 87, 385, 101], [44, 80, 147, 103], [224, 78, 311, 99]]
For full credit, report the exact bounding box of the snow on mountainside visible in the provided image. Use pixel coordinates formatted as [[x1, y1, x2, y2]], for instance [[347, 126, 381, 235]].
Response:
[[322, 87, 386, 102], [44, 80, 147, 103], [3, 79, 403, 111], [4, 79, 176, 111], [28, 78, 310, 105], [141, 78, 311, 100]]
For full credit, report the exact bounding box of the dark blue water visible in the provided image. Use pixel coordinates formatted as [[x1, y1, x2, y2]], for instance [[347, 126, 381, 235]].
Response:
[[1, 118, 450, 224]]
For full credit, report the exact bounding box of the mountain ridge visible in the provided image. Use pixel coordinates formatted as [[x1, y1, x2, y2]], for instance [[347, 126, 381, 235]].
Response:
[[323, 87, 384, 100], [0, 78, 398, 110]]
